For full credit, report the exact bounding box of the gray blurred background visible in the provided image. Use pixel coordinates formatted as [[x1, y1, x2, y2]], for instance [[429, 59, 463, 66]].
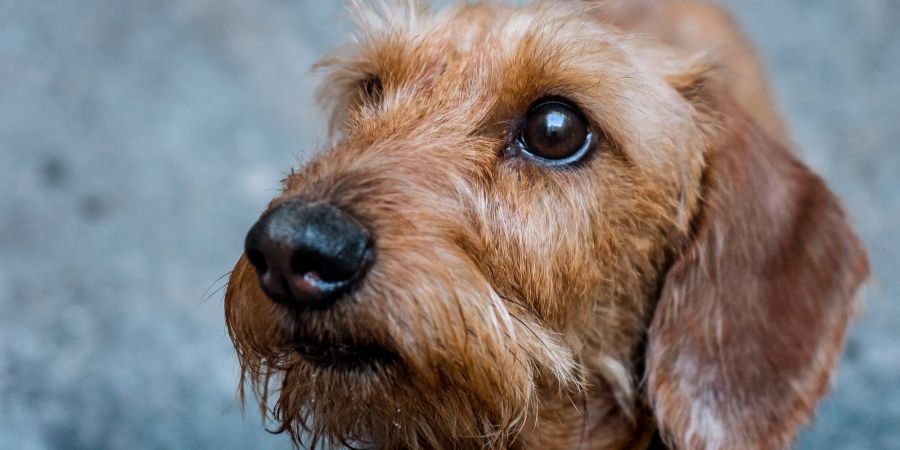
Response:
[[1, 1, 897, 449]]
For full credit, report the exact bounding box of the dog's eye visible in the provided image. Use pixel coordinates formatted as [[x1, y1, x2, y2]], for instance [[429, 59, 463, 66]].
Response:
[[518, 100, 591, 164]]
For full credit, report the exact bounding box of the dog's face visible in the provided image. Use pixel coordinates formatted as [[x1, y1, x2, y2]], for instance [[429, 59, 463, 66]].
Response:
[[225, 2, 868, 449]]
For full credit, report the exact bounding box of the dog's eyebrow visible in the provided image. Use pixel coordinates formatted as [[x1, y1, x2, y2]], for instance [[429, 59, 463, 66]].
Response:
[[317, 2, 626, 139]]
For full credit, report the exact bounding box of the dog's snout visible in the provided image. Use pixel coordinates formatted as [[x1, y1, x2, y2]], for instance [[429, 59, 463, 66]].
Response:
[[244, 200, 374, 309]]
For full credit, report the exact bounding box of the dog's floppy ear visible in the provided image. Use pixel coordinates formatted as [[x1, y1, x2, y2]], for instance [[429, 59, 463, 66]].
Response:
[[646, 102, 869, 449]]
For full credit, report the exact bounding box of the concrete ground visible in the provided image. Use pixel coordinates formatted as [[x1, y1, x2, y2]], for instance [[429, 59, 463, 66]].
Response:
[[1, 1, 897, 448]]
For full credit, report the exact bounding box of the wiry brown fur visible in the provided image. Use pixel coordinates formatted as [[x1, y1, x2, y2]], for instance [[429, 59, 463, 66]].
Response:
[[224, 1, 869, 448]]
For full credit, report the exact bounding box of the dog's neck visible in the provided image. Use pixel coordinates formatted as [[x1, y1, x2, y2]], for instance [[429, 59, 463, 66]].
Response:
[[511, 378, 658, 450]]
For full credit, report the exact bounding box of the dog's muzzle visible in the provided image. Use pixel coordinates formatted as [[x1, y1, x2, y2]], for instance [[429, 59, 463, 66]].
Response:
[[244, 200, 374, 311]]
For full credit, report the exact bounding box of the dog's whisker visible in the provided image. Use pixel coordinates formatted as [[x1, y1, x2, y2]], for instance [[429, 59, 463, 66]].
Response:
[[201, 270, 232, 303]]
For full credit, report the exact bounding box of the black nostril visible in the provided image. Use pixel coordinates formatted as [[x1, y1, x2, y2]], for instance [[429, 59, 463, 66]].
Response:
[[292, 247, 361, 283], [244, 200, 374, 309], [245, 248, 268, 274]]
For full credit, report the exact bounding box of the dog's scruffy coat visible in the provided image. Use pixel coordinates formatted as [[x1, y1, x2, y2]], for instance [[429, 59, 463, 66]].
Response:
[[224, 1, 869, 448]]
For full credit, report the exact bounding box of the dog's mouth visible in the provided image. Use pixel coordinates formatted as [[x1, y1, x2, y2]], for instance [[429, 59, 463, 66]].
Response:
[[293, 334, 398, 371]]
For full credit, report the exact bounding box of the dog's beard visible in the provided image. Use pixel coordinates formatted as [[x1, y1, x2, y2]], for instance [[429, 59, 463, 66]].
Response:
[[227, 238, 580, 449]]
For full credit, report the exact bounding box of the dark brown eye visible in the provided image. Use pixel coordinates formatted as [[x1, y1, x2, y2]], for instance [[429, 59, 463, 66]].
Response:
[[519, 100, 591, 164]]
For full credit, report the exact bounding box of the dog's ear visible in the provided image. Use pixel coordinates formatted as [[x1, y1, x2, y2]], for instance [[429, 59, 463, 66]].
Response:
[[645, 102, 869, 449]]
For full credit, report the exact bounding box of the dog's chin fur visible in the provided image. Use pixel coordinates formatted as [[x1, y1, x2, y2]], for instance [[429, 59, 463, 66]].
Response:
[[228, 248, 581, 448], [225, 1, 869, 449]]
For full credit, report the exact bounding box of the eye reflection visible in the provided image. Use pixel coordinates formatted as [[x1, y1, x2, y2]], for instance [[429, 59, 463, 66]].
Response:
[[519, 100, 592, 164]]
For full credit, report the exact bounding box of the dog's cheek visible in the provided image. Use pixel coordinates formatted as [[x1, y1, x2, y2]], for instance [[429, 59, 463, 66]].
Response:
[[554, 155, 686, 359], [374, 238, 544, 381], [494, 158, 674, 317]]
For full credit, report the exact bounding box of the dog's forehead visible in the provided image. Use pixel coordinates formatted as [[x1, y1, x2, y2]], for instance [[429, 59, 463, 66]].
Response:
[[351, 2, 619, 83], [314, 1, 704, 186], [322, 2, 639, 130]]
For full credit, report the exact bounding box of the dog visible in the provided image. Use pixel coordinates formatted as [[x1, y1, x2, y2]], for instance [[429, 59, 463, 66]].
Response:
[[224, 1, 869, 448]]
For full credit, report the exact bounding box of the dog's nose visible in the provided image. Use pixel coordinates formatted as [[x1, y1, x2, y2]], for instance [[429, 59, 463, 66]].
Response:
[[244, 201, 374, 309]]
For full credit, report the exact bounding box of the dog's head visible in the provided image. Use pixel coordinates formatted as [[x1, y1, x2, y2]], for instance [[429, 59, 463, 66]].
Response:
[[224, 2, 868, 448]]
